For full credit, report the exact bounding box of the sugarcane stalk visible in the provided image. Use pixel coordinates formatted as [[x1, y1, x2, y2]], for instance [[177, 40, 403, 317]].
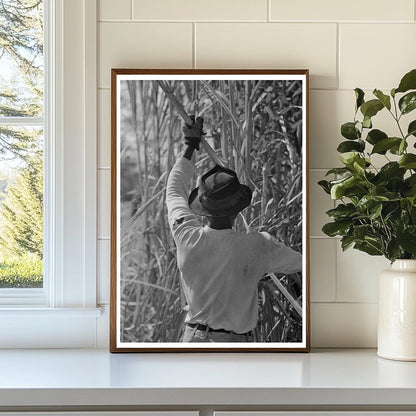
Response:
[[156, 81, 226, 167], [269, 273, 302, 317], [157, 79, 302, 320]]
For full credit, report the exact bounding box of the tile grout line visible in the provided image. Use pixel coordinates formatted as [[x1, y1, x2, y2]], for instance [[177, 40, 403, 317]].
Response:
[[97, 87, 380, 92], [311, 301, 378, 305], [193, 22, 197, 69], [309, 236, 338, 239], [267, 0, 271, 22], [308, 168, 338, 171], [336, 22, 340, 90], [96, 168, 339, 175], [130, 0, 133, 20], [97, 19, 415, 24], [333, 230, 338, 303]]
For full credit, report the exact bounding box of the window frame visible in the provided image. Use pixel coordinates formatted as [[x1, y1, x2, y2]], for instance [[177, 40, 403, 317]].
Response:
[[0, 0, 100, 348], [0, 1, 47, 304]]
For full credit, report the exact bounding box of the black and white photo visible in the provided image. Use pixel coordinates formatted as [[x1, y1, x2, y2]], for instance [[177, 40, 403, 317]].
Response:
[[110, 69, 309, 352]]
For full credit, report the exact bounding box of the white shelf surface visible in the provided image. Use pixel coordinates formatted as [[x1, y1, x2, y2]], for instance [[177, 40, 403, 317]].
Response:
[[0, 349, 416, 407]]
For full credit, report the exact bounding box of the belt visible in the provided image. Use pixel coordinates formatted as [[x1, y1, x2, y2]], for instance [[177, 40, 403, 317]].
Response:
[[186, 322, 253, 336]]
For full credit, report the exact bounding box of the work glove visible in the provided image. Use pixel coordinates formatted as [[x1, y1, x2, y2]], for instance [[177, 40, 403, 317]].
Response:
[[182, 116, 204, 150]]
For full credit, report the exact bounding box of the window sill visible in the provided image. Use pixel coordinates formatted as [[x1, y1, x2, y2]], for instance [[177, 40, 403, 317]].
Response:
[[0, 306, 102, 316], [0, 288, 47, 306], [0, 307, 104, 348]]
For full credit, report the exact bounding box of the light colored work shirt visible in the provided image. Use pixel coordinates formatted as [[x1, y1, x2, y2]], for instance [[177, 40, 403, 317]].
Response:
[[166, 158, 302, 334]]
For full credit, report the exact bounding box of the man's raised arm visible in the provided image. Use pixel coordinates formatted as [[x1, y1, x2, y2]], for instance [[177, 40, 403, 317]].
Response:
[[166, 116, 204, 238]]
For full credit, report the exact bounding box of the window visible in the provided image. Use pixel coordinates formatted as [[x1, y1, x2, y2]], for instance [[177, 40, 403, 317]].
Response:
[[0, 0, 100, 348], [0, 0, 44, 293]]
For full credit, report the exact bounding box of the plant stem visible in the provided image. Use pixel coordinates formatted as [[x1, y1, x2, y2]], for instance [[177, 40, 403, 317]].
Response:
[[390, 97, 406, 139]]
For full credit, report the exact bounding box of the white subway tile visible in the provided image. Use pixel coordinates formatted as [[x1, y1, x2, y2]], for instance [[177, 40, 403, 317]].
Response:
[[310, 239, 336, 302], [311, 302, 377, 347], [196, 23, 337, 89], [97, 239, 110, 304], [98, 22, 193, 89], [132, 0, 268, 21], [309, 170, 334, 237], [271, 0, 414, 22], [310, 90, 353, 169], [98, 89, 111, 168], [340, 24, 416, 90], [336, 244, 390, 302], [98, 0, 130, 20], [98, 169, 111, 238]]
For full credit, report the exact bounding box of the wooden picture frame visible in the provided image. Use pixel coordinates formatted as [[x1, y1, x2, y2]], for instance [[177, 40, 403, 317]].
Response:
[[110, 69, 310, 352]]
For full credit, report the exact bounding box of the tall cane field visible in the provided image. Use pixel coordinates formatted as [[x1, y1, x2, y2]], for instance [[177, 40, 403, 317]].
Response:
[[119, 79, 304, 343]]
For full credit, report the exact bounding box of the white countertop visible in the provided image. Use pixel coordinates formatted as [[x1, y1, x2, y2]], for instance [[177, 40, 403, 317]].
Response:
[[0, 348, 416, 407]]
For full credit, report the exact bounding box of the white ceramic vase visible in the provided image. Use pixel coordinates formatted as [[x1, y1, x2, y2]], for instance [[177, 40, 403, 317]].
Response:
[[378, 259, 416, 361]]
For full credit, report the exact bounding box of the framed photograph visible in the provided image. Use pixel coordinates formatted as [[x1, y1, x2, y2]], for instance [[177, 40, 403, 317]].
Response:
[[110, 69, 310, 352]]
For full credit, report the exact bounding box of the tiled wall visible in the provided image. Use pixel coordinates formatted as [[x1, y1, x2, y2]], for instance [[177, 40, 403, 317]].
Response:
[[96, 0, 416, 347]]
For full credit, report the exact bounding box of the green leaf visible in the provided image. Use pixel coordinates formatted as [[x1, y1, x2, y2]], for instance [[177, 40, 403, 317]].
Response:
[[337, 140, 365, 153], [391, 88, 396, 97], [339, 152, 360, 166], [369, 203, 383, 220], [390, 139, 407, 155], [406, 174, 416, 186], [325, 167, 352, 176], [365, 236, 384, 252], [355, 88, 365, 110], [399, 92, 416, 115], [371, 137, 402, 154], [357, 195, 389, 211], [318, 180, 331, 195], [386, 240, 402, 263], [338, 153, 370, 176], [353, 158, 367, 174], [354, 241, 383, 256], [330, 176, 355, 199], [398, 227, 416, 255], [341, 235, 355, 251], [407, 174, 416, 186], [411, 207, 416, 223], [407, 120, 416, 137], [399, 154, 416, 169], [405, 174, 416, 196], [360, 99, 384, 119], [330, 175, 367, 200], [366, 129, 387, 145], [326, 203, 356, 220], [353, 224, 374, 239], [399, 139, 407, 154], [373, 89, 391, 110], [396, 69, 416, 94], [407, 196, 416, 207], [378, 162, 406, 181], [341, 122, 360, 140], [322, 221, 351, 237], [363, 116, 372, 129]]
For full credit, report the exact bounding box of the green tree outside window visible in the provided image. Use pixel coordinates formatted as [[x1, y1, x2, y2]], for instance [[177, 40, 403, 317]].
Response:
[[0, 0, 44, 288]]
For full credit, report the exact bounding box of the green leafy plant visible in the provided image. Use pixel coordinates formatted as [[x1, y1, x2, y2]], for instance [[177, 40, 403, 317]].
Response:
[[319, 69, 416, 262]]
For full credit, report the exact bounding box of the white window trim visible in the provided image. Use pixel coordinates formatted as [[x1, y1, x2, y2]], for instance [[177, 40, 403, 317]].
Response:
[[0, 0, 101, 348]]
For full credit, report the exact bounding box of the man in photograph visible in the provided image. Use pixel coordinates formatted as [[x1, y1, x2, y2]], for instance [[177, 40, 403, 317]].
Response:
[[166, 116, 302, 343]]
